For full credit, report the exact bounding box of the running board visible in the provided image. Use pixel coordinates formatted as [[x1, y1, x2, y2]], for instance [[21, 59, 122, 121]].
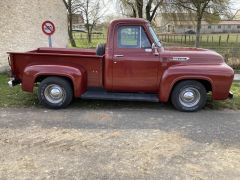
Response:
[[81, 88, 159, 102]]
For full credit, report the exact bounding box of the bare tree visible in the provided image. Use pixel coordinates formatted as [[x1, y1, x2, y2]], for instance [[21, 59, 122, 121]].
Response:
[[74, 0, 107, 43], [171, 0, 231, 47], [119, 0, 137, 17], [62, 0, 77, 47], [119, 0, 164, 22], [231, 9, 240, 20], [146, 0, 163, 22]]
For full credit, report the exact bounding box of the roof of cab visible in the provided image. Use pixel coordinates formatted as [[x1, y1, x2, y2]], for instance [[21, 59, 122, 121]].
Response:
[[110, 18, 149, 25]]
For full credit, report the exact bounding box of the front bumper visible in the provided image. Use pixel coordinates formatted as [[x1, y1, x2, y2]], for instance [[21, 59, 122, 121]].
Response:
[[228, 91, 233, 99]]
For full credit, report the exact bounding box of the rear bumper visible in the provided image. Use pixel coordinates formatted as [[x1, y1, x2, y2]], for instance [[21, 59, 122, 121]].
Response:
[[228, 91, 233, 99], [8, 79, 20, 87]]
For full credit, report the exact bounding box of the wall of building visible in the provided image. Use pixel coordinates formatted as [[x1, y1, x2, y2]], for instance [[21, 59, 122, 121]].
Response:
[[0, 0, 68, 71], [201, 24, 240, 34]]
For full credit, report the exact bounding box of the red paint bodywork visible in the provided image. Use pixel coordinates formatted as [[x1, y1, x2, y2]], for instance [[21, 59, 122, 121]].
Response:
[[8, 18, 234, 102]]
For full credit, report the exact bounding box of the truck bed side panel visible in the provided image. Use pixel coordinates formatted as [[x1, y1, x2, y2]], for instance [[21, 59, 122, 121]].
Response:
[[10, 52, 103, 90]]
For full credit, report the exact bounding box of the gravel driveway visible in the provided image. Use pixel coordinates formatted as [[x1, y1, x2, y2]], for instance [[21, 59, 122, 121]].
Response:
[[0, 103, 240, 179]]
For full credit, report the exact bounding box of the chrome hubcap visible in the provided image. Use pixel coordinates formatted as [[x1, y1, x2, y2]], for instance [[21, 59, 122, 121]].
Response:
[[44, 84, 65, 104], [179, 87, 201, 108], [183, 91, 194, 101]]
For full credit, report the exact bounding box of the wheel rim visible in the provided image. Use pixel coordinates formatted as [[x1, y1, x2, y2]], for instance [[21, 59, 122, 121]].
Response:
[[44, 84, 66, 104], [179, 87, 201, 108]]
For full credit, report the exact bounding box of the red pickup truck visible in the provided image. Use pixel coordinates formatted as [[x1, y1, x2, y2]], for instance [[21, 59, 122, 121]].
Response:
[[8, 18, 234, 111]]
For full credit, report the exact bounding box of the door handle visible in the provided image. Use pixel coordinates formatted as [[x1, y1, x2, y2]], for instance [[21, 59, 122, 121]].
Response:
[[114, 54, 124, 58]]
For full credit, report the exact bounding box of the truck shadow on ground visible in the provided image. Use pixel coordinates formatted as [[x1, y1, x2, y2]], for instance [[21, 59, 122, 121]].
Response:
[[1, 98, 239, 147], [70, 98, 168, 110]]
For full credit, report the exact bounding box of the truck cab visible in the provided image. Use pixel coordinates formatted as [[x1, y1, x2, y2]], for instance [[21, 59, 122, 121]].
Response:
[[8, 18, 234, 112], [104, 19, 161, 92]]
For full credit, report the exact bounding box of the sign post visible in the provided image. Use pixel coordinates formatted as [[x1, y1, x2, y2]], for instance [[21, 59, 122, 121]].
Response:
[[42, 21, 55, 47]]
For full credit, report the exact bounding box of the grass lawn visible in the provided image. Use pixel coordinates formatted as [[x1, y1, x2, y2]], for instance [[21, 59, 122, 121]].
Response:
[[0, 73, 38, 107], [0, 73, 239, 110], [73, 38, 106, 48]]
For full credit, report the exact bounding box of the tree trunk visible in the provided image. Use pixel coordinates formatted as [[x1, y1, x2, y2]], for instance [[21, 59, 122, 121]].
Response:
[[87, 26, 92, 44], [136, 0, 143, 18], [195, 16, 202, 48], [146, 0, 162, 23], [87, 33, 91, 44], [146, 0, 153, 21], [68, 1, 76, 47], [68, 13, 76, 47]]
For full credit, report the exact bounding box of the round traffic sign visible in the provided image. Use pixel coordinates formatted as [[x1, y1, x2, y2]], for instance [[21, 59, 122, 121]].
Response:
[[42, 21, 55, 36]]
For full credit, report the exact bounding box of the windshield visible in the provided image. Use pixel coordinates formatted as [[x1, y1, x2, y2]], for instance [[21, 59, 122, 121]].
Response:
[[149, 26, 162, 47]]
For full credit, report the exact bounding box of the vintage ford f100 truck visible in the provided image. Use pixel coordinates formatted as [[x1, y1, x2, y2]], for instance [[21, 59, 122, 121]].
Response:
[[8, 18, 234, 111]]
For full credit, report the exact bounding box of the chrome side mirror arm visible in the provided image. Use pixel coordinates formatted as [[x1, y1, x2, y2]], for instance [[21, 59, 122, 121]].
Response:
[[152, 43, 159, 56]]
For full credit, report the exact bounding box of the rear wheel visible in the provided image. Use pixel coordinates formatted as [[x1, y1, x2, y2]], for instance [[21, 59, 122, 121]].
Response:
[[38, 77, 73, 109], [171, 80, 207, 112]]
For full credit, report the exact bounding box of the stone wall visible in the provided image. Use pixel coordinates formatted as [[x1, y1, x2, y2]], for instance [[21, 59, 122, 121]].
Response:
[[0, 0, 68, 71]]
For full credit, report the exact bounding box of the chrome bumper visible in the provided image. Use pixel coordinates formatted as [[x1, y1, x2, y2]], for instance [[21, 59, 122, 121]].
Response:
[[228, 91, 233, 99], [8, 80, 13, 87], [8, 79, 20, 87]]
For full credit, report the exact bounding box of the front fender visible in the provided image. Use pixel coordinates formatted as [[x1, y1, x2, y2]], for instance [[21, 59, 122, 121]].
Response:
[[22, 65, 87, 97], [159, 65, 215, 102]]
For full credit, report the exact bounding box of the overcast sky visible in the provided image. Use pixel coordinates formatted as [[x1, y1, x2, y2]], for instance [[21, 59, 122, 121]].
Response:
[[230, 0, 240, 12], [104, 0, 240, 16]]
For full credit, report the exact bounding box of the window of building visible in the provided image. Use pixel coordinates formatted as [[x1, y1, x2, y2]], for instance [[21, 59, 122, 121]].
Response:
[[218, 25, 221, 29], [208, 25, 211, 29], [237, 25, 240, 29], [117, 26, 151, 49], [228, 25, 231, 29]]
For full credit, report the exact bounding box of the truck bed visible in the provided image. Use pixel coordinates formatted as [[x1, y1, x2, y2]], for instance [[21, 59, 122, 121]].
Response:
[[9, 48, 104, 87]]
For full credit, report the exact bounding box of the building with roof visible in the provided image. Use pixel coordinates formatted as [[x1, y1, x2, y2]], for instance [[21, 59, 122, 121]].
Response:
[[155, 13, 240, 34], [201, 20, 240, 33], [0, 0, 68, 71]]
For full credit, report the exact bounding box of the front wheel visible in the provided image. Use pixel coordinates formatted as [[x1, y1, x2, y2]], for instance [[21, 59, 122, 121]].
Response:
[[171, 80, 207, 112], [38, 77, 73, 109]]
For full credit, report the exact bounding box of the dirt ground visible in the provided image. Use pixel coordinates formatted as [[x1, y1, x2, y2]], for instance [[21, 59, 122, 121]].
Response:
[[0, 106, 240, 179]]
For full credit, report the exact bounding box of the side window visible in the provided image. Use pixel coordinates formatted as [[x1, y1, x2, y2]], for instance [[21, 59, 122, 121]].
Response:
[[118, 26, 151, 49]]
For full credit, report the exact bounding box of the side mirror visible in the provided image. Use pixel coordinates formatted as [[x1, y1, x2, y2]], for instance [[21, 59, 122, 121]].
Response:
[[152, 43, 159, 56]]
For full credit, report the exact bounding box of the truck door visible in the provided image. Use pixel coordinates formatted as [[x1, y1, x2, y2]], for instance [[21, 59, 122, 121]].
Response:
[[112, 25, 160, 92]]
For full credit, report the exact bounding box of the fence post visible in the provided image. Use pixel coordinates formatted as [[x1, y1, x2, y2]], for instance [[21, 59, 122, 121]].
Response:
[[219, 35, 221, 46], [227, 34, 230, 44], [184, 35, 186, 44], [207, 36, 209, 43]]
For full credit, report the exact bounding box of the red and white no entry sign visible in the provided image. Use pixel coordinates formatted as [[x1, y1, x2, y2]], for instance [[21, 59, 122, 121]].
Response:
[[42, 21, 55, 36]]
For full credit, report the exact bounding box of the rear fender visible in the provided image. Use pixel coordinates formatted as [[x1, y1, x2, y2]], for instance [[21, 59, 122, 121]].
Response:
[[22, 65, 87, 97]]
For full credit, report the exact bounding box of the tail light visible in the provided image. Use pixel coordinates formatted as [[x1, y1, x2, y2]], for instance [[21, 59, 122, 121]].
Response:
[[8, 55, 14, 77], [8, 55, 12, 66]]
